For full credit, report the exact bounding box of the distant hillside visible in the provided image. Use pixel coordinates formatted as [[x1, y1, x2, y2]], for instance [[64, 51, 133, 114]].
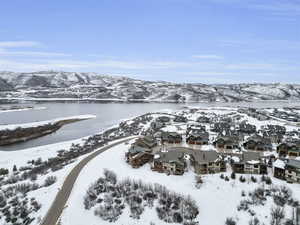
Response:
[[0, 71, 300, 102]]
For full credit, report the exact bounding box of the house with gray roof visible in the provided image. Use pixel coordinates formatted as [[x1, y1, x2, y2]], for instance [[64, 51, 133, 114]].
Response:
[[186, 131, 209, 145], [213, 136, 240, 150], [243, 135, 272, 152], [231, 151, 267, 174], [277, 142, 300, 158], [191, 151, 226, 174], [285, 159, 300, 183], [126, 136, 157, 168], [151, 150, 186, 175], [161, 131, 182, 144]]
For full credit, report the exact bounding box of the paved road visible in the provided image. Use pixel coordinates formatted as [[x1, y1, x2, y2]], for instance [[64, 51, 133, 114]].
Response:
[[40, 136, 136, 225]]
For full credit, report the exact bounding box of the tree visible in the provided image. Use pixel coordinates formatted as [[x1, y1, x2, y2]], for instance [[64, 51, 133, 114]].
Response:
[[225, 217, 236, 225], [270, 207, 285, 225], [231, 172, 236, 180], [13, 165, 17, 172], [44, 176, 57, 186]]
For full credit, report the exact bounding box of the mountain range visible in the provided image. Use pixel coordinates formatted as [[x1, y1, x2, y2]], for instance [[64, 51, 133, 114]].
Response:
[[0, 71, 300, 102]]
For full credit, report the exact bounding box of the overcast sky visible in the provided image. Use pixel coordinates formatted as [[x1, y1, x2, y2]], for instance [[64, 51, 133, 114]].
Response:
[[0, 0, 300, 83]]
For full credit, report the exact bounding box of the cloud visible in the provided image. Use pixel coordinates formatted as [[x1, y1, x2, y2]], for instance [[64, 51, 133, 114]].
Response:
[[0, 41, 41, 48], [0, 49, 71, 57], [192, 54, 224, 59]]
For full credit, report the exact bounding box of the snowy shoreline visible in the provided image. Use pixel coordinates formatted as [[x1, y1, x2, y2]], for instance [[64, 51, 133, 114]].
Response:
[[0, 115, 96, 146]]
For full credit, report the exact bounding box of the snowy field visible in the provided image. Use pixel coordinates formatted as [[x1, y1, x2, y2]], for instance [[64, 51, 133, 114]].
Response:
[[61, 140, 300, 225]]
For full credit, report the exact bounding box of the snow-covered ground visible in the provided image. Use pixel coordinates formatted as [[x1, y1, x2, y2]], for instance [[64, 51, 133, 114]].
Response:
[[0, 137, 85, 169], [61, 140, 300, 225], [0, 136, 134, 225], [0, 114, 96, 130]]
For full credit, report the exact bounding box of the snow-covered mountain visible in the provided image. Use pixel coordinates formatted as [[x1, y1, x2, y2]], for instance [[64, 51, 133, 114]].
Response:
[[0, 71, 300, 102]]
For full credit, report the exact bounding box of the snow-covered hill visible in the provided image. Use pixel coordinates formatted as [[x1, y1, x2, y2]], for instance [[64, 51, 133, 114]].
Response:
[[0, 71, 300, 102]]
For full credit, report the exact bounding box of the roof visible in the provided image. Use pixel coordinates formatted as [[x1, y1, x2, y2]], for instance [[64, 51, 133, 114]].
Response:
[[154, 150, 185, 164], [128, 145, 151, 154], [192, 151, 219, 163], [243, 151, 262, 162], [286, 159, 300, 168], [273, 159, 286, 169]]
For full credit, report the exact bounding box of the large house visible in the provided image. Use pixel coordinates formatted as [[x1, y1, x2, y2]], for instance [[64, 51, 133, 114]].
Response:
[[277, 142, 300, 158], [151, 150, 186, 175], [213, 136, 239, 150], [161, 131, 182, 144], [126, 136, 157, 168], [231, 151, 267, 174], [285, 159, 300, 183], [273, 159, 286, 180], [273, 159, 300, 183], [191, 151, 226, 174], [186, 132, 209, 145], [262, 131, 283, 144], [243, 135, 272, 152]]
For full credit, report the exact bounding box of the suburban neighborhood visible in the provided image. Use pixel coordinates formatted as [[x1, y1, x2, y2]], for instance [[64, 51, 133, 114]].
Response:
[[125, 107, 300, 184]]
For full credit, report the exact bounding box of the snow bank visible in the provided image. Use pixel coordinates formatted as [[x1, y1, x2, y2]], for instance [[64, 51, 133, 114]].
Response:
[[0, 114, 96, 130]]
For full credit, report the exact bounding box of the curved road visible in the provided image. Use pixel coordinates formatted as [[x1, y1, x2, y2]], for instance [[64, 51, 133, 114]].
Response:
[[40, 136, 136, 225]]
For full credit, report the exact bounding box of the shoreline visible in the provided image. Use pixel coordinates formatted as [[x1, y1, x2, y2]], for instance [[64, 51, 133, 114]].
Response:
[[0, 115, 96, 146]]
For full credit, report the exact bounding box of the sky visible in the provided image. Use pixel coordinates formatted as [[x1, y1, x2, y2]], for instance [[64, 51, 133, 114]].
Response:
[[0, 0, 300, 84]]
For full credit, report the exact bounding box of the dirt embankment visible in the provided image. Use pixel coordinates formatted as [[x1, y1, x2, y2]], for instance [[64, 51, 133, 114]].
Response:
[[0, 118, 87, 146]]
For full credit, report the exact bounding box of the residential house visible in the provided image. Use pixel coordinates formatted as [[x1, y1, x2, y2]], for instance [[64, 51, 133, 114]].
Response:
[[186, 131, 209, 145], [262, 131, 283, 144], [243, 135, 272, 152], [285, 159, 300, 183], [191, 150, 226, 174], [213, 136, 240, 150], [127, 152, 154, 168], [151, 150, 186, 175], [231, 151, 267, 174], [126, 136, 157, 168], [277, 142, 300, 157], [161, 131, 182, 144], [273, 159, 286, 180]]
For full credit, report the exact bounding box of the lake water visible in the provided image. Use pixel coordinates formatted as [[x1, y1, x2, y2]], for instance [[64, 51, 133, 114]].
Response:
[[0, 100, 299, 151]]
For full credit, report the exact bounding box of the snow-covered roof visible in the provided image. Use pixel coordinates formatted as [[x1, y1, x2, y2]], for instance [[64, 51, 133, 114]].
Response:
[[273, 159, 286, 169]]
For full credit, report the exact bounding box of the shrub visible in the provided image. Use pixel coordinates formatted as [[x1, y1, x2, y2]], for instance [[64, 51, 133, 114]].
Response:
[[265, 177, 272, 185], [225, 217, 236, 225], [225, 176, 230, 181], [270, 207, 285, 225], [195, 175, 203, 189], [220, 174, 225, 179], [0, 168, 9, 176], [239, 176, 246, 183], [44, 176, 57, 187], [251, 176, 257, 183], [249, 217, 260, 225], [231, 172, 236, 180]]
